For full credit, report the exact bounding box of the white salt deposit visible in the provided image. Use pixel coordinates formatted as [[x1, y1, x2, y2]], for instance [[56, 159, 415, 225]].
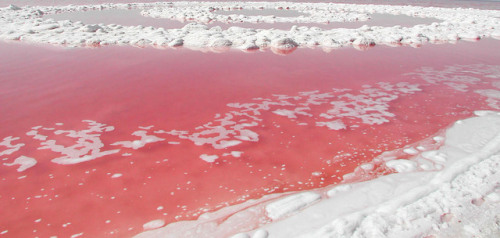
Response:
[[27, 120, 120, 165], [385, 159, 418, 173], [176, 81, 419, 155], [1, 2, 499, 52], [0, 136, 25, 156], [112, 129, 165, 149], [134, 113, 500, 238], [315, 120, 346, 130], [265, 192, 321, 220], [142, 219, 165, 230], [402, 147, 419, 155], [231, 151, 243, 157], [3, 156, 37, 172], [200, 154, 219, 163]]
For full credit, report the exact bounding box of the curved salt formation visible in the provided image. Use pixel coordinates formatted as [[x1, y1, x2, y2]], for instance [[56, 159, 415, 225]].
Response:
[[1, 2, 500, 52], [134, 112, 500, 238]]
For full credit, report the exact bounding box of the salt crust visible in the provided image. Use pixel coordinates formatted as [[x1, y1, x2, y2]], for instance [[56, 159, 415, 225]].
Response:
[[1, 2, 500, 53], [134, 113, 500, 238]]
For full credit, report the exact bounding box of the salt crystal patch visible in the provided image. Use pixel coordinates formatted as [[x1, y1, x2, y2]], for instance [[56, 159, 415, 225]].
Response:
[[433, 136, 445, 142], [422, 150, 447, 163], [70, 233, 84, 238], [231, 151, 243, 157], [4, 156, 37, 172], [316, 120, 346, 130], [474, 110, 497, 116], [200, 154, 219, 163], [0, 136, 24, 156], [218, 140, 242, 149], [252, 230, 269, 238], [230, 233, 250, 238], [485, 192, 500, 202], [360, 163, 374, 171], [142, 219, 165, 230], [327, 184, 352, 197], [112, 130, 164, 150], [385, 159, 417, 173], [265, 192, 321, 220], [273, 109, 298, 119], [403, 147, 419, 155], [111, 173, 122, 178]]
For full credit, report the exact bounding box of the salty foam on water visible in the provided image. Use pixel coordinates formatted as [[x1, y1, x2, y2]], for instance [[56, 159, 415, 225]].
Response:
[[1, 2, 500, 52], [26, 120, 120, 165]]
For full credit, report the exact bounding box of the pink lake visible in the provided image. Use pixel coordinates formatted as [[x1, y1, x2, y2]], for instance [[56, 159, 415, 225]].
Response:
[[1, 32, 500, 238]]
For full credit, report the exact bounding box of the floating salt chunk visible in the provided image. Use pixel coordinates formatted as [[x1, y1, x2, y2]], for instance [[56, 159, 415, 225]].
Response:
[[218, 140, 242, 149], [200, 154, 219, 163], [112, 130, 165, 150], [231, 151, 243, 157], [4, 156, 37, 172], [0, 136, 24, 156], [316, 120, 346, 130]]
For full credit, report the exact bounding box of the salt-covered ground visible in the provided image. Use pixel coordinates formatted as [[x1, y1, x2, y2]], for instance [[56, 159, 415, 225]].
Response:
[[1, 2, 500, 52], [1, 1, 500, 238]]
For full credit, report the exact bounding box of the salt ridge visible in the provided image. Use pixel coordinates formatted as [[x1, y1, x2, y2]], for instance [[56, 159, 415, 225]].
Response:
[[1, 2, 500, 53]]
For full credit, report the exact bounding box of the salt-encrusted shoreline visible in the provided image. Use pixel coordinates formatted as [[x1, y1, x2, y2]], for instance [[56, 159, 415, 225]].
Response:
[[134, 112, 500, 238], [1, 2, 500, 52]]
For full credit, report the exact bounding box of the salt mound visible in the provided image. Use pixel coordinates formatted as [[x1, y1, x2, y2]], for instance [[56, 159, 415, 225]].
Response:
[[1, 2, 499, 53]]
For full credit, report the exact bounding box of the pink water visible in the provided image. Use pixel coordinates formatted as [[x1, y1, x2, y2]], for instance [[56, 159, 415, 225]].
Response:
[[1, 38, 500, 237]]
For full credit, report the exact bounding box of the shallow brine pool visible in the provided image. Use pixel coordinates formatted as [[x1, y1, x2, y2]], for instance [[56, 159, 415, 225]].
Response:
[[1, 1, 500, 238]]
